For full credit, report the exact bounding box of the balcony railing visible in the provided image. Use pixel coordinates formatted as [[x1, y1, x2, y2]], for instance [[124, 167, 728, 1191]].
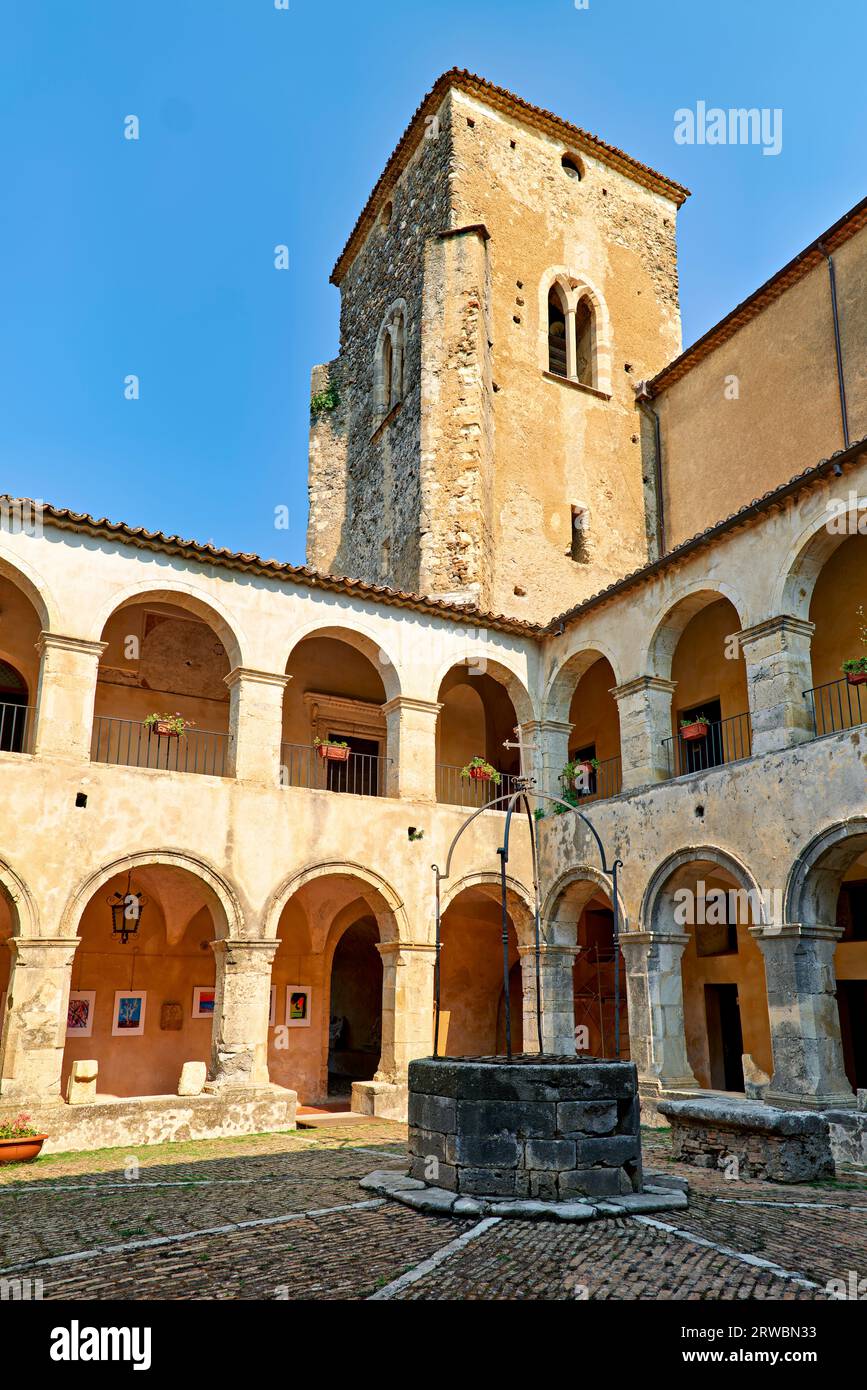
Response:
[[559, 755, 623, 806], [91, 716, 229, 777], [436, 764, 523, 809], [280, 743, 390, 798], [0, 701, 32, 754], [804, 676, 867, 737], [662, 712, 752, 779]]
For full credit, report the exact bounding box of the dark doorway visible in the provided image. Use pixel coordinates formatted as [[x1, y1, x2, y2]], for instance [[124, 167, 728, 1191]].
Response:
[[327, 918, 382, 1097], [326, 733, 380, 796], [705, 983, 745, 1092], [0, 660, 28, 753], [573, 907, 629, 1058], [838, 981, 867, 1091], [677, 697, 722, 774]]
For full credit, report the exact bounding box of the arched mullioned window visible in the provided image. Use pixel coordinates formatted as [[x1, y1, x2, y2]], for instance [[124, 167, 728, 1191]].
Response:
[[540, 273, 610, 395], [547, 285, 568, 377], [374, 301, 407, 421]]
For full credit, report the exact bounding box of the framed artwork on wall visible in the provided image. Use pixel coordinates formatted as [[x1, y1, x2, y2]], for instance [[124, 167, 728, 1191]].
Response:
[[192, 986, 216, 1020], [269, 984, 277, 1028], [286, 985, 312, 1028], [112, 991, 147, 1037], [66, 990, 96, 1038]]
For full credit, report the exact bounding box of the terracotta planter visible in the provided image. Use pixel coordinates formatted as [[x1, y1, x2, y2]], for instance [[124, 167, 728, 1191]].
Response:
[[845, 671, 867, 686], [468, 766, 493, 781], [680, 722, 710, 742], [0, 1135, 48, 1164], [151, 723, 182, 738], [578, 761, 597, 777], [318, 744, 350, 763]]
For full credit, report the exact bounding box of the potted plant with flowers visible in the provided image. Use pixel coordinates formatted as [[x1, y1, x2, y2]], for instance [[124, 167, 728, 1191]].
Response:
[[460, 757, 501, 784], [314, 736, 351, 763], [679, 714, 711, 742], [562, 757, 599, 794], [145, 711, 195, 739], [842, 606, 867, 685], [0, 1113, 48, 1164]]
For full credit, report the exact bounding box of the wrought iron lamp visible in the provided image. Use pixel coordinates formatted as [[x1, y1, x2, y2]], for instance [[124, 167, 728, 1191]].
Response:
[[107, 871, 148, 945]]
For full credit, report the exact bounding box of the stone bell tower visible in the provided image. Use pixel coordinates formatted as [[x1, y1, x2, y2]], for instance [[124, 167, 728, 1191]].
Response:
[[307, 70, 687, 623]]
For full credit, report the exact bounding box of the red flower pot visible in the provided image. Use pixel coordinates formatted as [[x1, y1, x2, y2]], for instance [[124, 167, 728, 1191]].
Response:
[[845, 672, 867, 686], [318, 744, 350, 762], [680, 722, 710, 742], [468, 766, 493, 781], [153, 723, 181, 738], [0, 1135, 48, 1164]]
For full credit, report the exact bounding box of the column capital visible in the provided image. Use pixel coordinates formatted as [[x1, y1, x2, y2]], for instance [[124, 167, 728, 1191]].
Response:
[[750, 922, 843, 944], [211, 937, 278, 965], [224, 667, 291, 691], [376, 941, 437, 960], [735, 615, 815, 648], [35, 632, 107, 660], [8, 935, 81, 961], [610, 676, 677, 701], [381, 696, 442, 717], [619, 930, 690, 949], [517, 943, 579, 962], [519, 718, 573, 735]]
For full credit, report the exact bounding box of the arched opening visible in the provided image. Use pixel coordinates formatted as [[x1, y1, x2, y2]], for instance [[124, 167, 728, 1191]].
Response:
[[438, 885, 523, 1056], [574, 296, 594, 387], [435, 661, 528, 807], [654, 593, 750, 777], [561, 152, 584, 180], [62, 864, 221, 1099], [268, 867, 400, 1109], [91, 599, 232, 776], [652, 856, 771, 1093], [545, 874, 626, 1058], [0, 571, 43, 753], [282, 631, 390, 797], [807, 533, 867, 735], [327, 918, 382, 1098], [564, 655, 621, 802], [547, 284, 568, 377]]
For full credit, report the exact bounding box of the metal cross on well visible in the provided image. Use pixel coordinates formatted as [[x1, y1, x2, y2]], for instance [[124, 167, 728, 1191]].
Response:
[[503, 725, 538, 783]]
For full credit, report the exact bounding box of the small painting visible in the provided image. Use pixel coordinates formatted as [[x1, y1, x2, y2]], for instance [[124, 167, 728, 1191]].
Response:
[[269, 984, 277, 1028], [192, 986, 216, 1020], [286, 985, 312, 1028], [66, 990, 96, 1038], [112, 990, 147, 1036]]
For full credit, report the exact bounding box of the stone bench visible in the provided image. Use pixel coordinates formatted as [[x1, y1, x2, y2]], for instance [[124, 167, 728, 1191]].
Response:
[[658, 1097, 834, 1182]]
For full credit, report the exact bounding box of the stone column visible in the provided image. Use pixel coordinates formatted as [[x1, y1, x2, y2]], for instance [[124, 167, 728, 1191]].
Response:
[[610, 677, 676, 788], [376, 942, 436, 1081], [736, 616, 815, 755], [382, 698, 441, 801], [518, 943, 578, 1055], [564, 306, 577, 380], [209, 939, 278, 1090], [0, 938, 79, 1101], [225, 668, 290, 785], [33, 633, 106, 761], [518, 719, 572, 799], [619, 931, 699, 1092], [752, 923, 855, 1109]]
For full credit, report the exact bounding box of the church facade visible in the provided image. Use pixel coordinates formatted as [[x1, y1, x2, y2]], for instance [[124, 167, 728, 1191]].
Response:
[[0, 71, 865, 1150]]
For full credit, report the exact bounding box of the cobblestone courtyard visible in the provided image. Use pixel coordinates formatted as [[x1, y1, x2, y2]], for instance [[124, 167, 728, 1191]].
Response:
[[1, 1122, 865, 1301]]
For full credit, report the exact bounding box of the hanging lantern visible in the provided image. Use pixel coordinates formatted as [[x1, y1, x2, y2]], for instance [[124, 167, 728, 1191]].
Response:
[[107, 871, 148, 945]]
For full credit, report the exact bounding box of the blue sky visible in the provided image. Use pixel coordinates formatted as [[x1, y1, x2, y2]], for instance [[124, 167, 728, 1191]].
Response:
[[0, 0, 863, 565]]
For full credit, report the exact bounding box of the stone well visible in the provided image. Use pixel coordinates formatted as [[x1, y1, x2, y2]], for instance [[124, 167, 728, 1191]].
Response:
[[408, 1055, 644, 1200]]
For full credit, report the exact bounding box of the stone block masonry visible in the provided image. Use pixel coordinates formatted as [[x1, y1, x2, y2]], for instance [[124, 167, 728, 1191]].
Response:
[[407, 1055, 643, 1200], [658, 1097, 835, 1183]]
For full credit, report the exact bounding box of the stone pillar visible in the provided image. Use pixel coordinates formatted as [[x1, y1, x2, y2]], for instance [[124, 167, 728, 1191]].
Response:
[[382, 697, 441, 801], [518, 719, 572, 799], [619, 931, 699, 1092], [610, 677, 676, 788], [736, 617, 815, 755], [0, 938, 79, 1101], [752, 924, 855, 1109], [564, 306, 577, 380], [209, 939, 278, 1090], [225, 668, 290, 785], [518, 943, 578, 1054], [377, 942, 436, 1081], [33, 633, 106, 761]]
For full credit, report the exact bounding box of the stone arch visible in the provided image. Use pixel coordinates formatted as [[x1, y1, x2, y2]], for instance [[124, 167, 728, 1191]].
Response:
[[776, 497, 867, 619], [644, 583, 749, 681], [441, 870, 536, 946], [542, 866, 628, 943], [89, 581, 246, 670], [543, 641, 623, 724], [432, 653, 535, 725], [0, 544, 60, 633], [60, 850, 244, 942], [264, 861, 409, 944], [0, 856, 38, 938], [283, 620, 402, 703], [537, 265, 612, 394], [641, 844, 767, 931], [785, 817, 867, 925]]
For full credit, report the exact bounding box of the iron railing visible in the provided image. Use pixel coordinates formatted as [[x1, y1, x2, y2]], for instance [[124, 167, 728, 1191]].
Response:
[[804, 675, 867, 737], [559, 755, 622, 805], [435, 763, 523, 809], [280, 743, 390, 798], [91, 716, 229, 777], [662, 711, 752, 779], [0, 701, 32, 754]]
